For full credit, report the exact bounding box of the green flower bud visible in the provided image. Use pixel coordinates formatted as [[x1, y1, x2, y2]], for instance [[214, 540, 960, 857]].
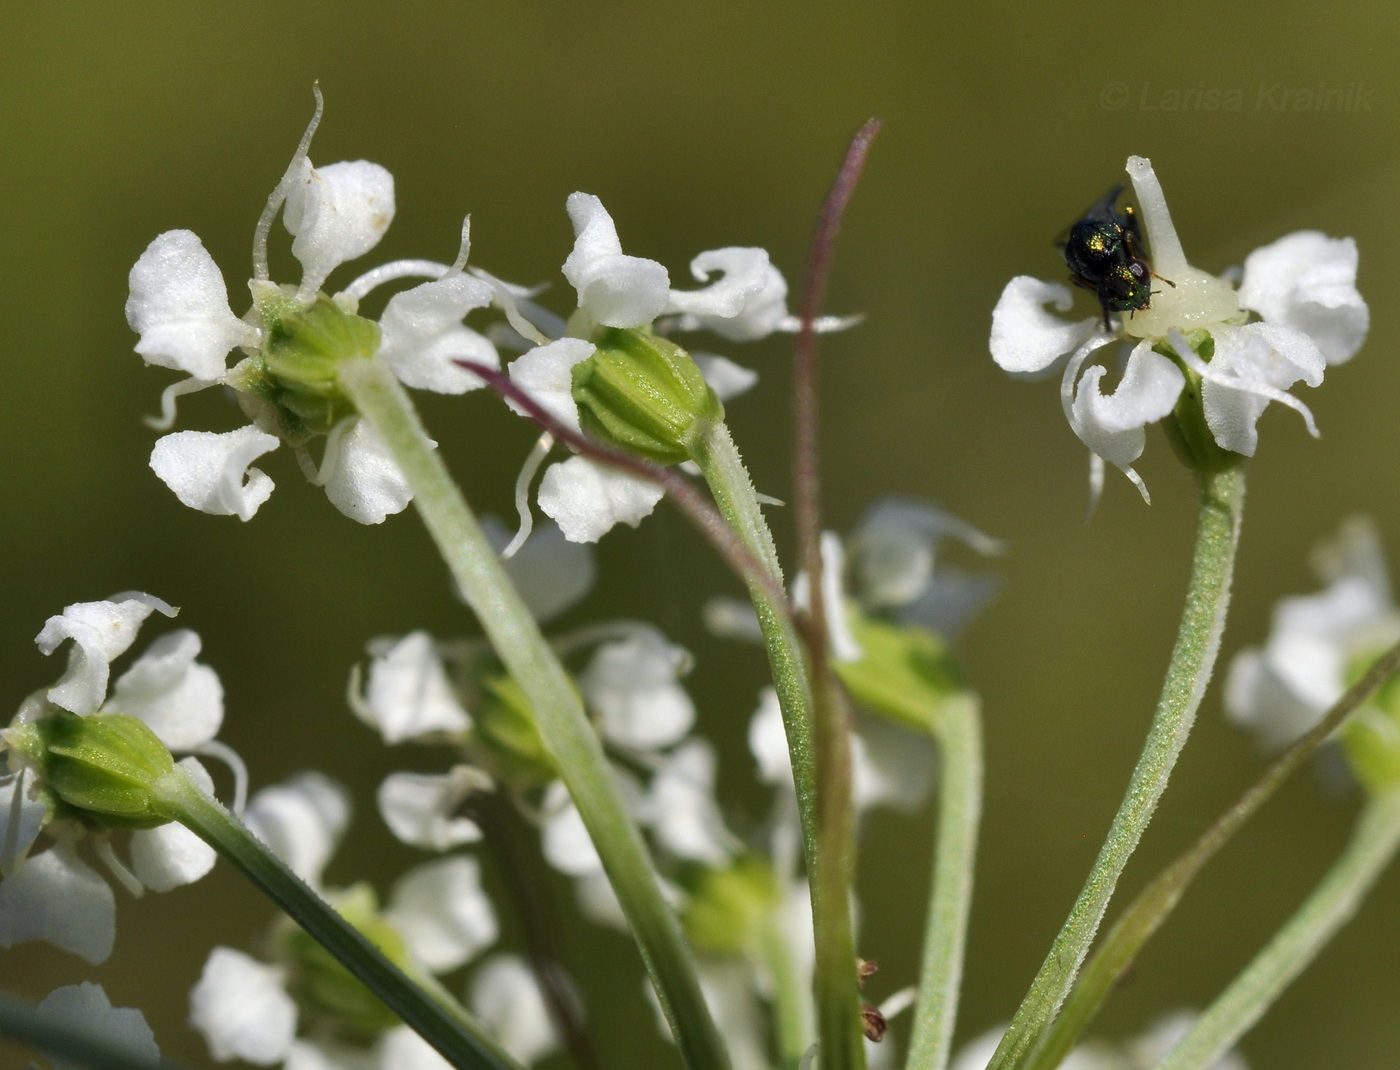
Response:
[[834, 607, 967, 732], [280, 882, 407, 1039], [1159, 331, 1246, 474], [1341, 653, 1400, 793], [572, 328, 723, 465], [474, 674, 559, 788], [5, 712, 176, 830], [680, 857, 777, 956]]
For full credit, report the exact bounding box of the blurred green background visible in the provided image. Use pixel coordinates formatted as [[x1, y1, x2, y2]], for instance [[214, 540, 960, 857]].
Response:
[[3, 2, 1400, 1066]]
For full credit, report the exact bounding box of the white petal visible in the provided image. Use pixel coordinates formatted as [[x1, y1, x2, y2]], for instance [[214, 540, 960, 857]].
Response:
[[37, 594, 173, 715], [150, 426, 279, 521], [378, 273, 500, 394], [0, 768, 47, 877], [850, 497, 1002, 610], [189, 946, 297, 1065], [286, 1040, 377, 1070], [896, 566, 1000, 640], [375, 1027, 455, 1070], [244, 771, 350, 889], [1239, 230, 1368, 365], [285, 159, 396, 295], [642, 740, 733, 864], [573, 869, 627, 929], [377, 767, 486, 851], [37, 982, 159, 1070], [852, 717, 935, 814], [580, 626, 695, 750], [666, 248, 787, 341], [357, 631, 471, 743], [1311, 514, 1391, 593], [1201, 324, 1324, 456], [130, 757, 218, 891], [562, 192, 670, 328], [384, 855, 498, 974], [748, 687, 791, 786], [506, 337, 597, 432], [1128, 1010, 1248, 1070], [1070, 341, 1184, 466], [691, 351, 759, 401], [126, 230, 258, 379], [468, 955, 560, 1067], [791, 532, 863, 662], [104, 629, 223, 749], [540, 781, 602, 876], [321, 418, 414, 524], [497, 519, 597, 623], [537, 456, 665, 543], [0, 843, 115, 964], [990, 276, 1098, 376]]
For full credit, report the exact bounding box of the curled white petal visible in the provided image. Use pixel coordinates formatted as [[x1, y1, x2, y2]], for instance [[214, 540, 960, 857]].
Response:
[[126, 230, 259, 379], [321, 418, 414, 524], [562, 192, 670, 328], [849, 497, 1002, 611], [377, 767, 486, 850], [990, 276, 1098, 376], [506, 338, 597, 432], [285, 159, 396, 296], [1239, 230, 1368, 365], [385, 855, 498, 974], [356, 631, 471, 743], [581, 626, 695, 750], [378, 273, 500, 394], [37, 594, 174, 715], [468, 955, 560, 1067], [38, 982, 160, 1070], [189, 946, 298, 1065], [691, 351, 759, 401], [130, 757, 218, 891], [0, 842, 116, 964], [150, 426, 279, 521], [642, 739, 735, 864], [498, 518, 597, 622], [666, 248, 789, 341], [537, 456, 665, 543], [1069, 340, 1184, 467], [104, 628, 223, 749], [244, 771, 350, 889], [0, 768, 47, 877], [1199, 324, 1324, 456]]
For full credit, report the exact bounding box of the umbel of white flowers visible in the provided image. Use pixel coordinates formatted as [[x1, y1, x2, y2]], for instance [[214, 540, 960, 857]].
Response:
[[990, 155, 1368, 506], [127, 90, 845, 540]]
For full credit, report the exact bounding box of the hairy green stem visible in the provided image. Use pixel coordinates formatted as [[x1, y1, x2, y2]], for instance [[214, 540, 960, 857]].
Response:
[[339, 357, 727, 1070], [1024, 635, 1400, 1070], [1156, 791, 1400, 1070], [988, 465, 1246, 1070], [154, 767, 518, 1070], [906, 695, 984, 1070]]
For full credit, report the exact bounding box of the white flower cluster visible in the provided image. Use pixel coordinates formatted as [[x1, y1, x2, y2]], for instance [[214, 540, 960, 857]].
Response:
[[127, 94, 837, 542], [991, 156, 1367, 504], [0, 594, 231, 964]]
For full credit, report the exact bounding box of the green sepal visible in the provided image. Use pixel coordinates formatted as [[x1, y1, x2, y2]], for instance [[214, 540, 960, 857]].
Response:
[[474, 674, 559, 789], [279, 882, 408, 1040], [572, 327, 723, 465], [834, 607, 967, 732], [679, 856, 778, 956], [1159, 332, 1247, 474], [7, 712, 176, 830], [1341, 651, 1400, 793]]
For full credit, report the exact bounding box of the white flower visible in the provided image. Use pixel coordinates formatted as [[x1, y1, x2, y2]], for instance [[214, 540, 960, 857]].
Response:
[[580, 625, 695, 750], [36, 982, 160, 1070], [481, 516, 596, 623], [377, 766, 487, 851], [353, 631, 472, 744], [190, 945, 299, 1065], [640, 739, 736, 865], [1226, 516, 1400, 751], [383, 854, 498, 974], [243, 771, 351, 889], [562, 192, 671, 329], [128, 96, 498, 525], [990, 155, 1366, 504], [468, 954, 560, 1067]]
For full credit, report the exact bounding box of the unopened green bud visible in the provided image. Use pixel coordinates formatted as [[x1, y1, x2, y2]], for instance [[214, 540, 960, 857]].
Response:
[[834, 608, 966, 732], [1160, 331, 1245, 474], [680, 857, 777, 955], [572, 328, 723, 465], [280, 882, 406, 1038], [1341, 654, 1400, 793], [475, 674, 558, 788], [6, 712, 176, 830]]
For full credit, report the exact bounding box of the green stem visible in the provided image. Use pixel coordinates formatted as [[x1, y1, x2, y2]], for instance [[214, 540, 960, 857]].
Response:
[[0, 990, 189, 1070], [1024, 635, 1400, 1070], [693, 421, 864, 1070], [906, 695, 984, 1070], [339, 356, 727, 1070], [988, 465, 1246, 1070], [1155, 791, 1400, 1070], [154, 767, 519, 1070], [757, 907, 818, 1069]]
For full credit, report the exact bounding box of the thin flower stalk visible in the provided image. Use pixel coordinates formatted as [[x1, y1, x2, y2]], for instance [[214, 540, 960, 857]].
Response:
[[988, 465, 1246, 1070], [336, 354, 730, 1070]]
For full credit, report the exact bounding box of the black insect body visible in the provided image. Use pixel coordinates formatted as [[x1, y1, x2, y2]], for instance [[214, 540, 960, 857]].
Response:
[[1061, 185, 1173, 332]]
